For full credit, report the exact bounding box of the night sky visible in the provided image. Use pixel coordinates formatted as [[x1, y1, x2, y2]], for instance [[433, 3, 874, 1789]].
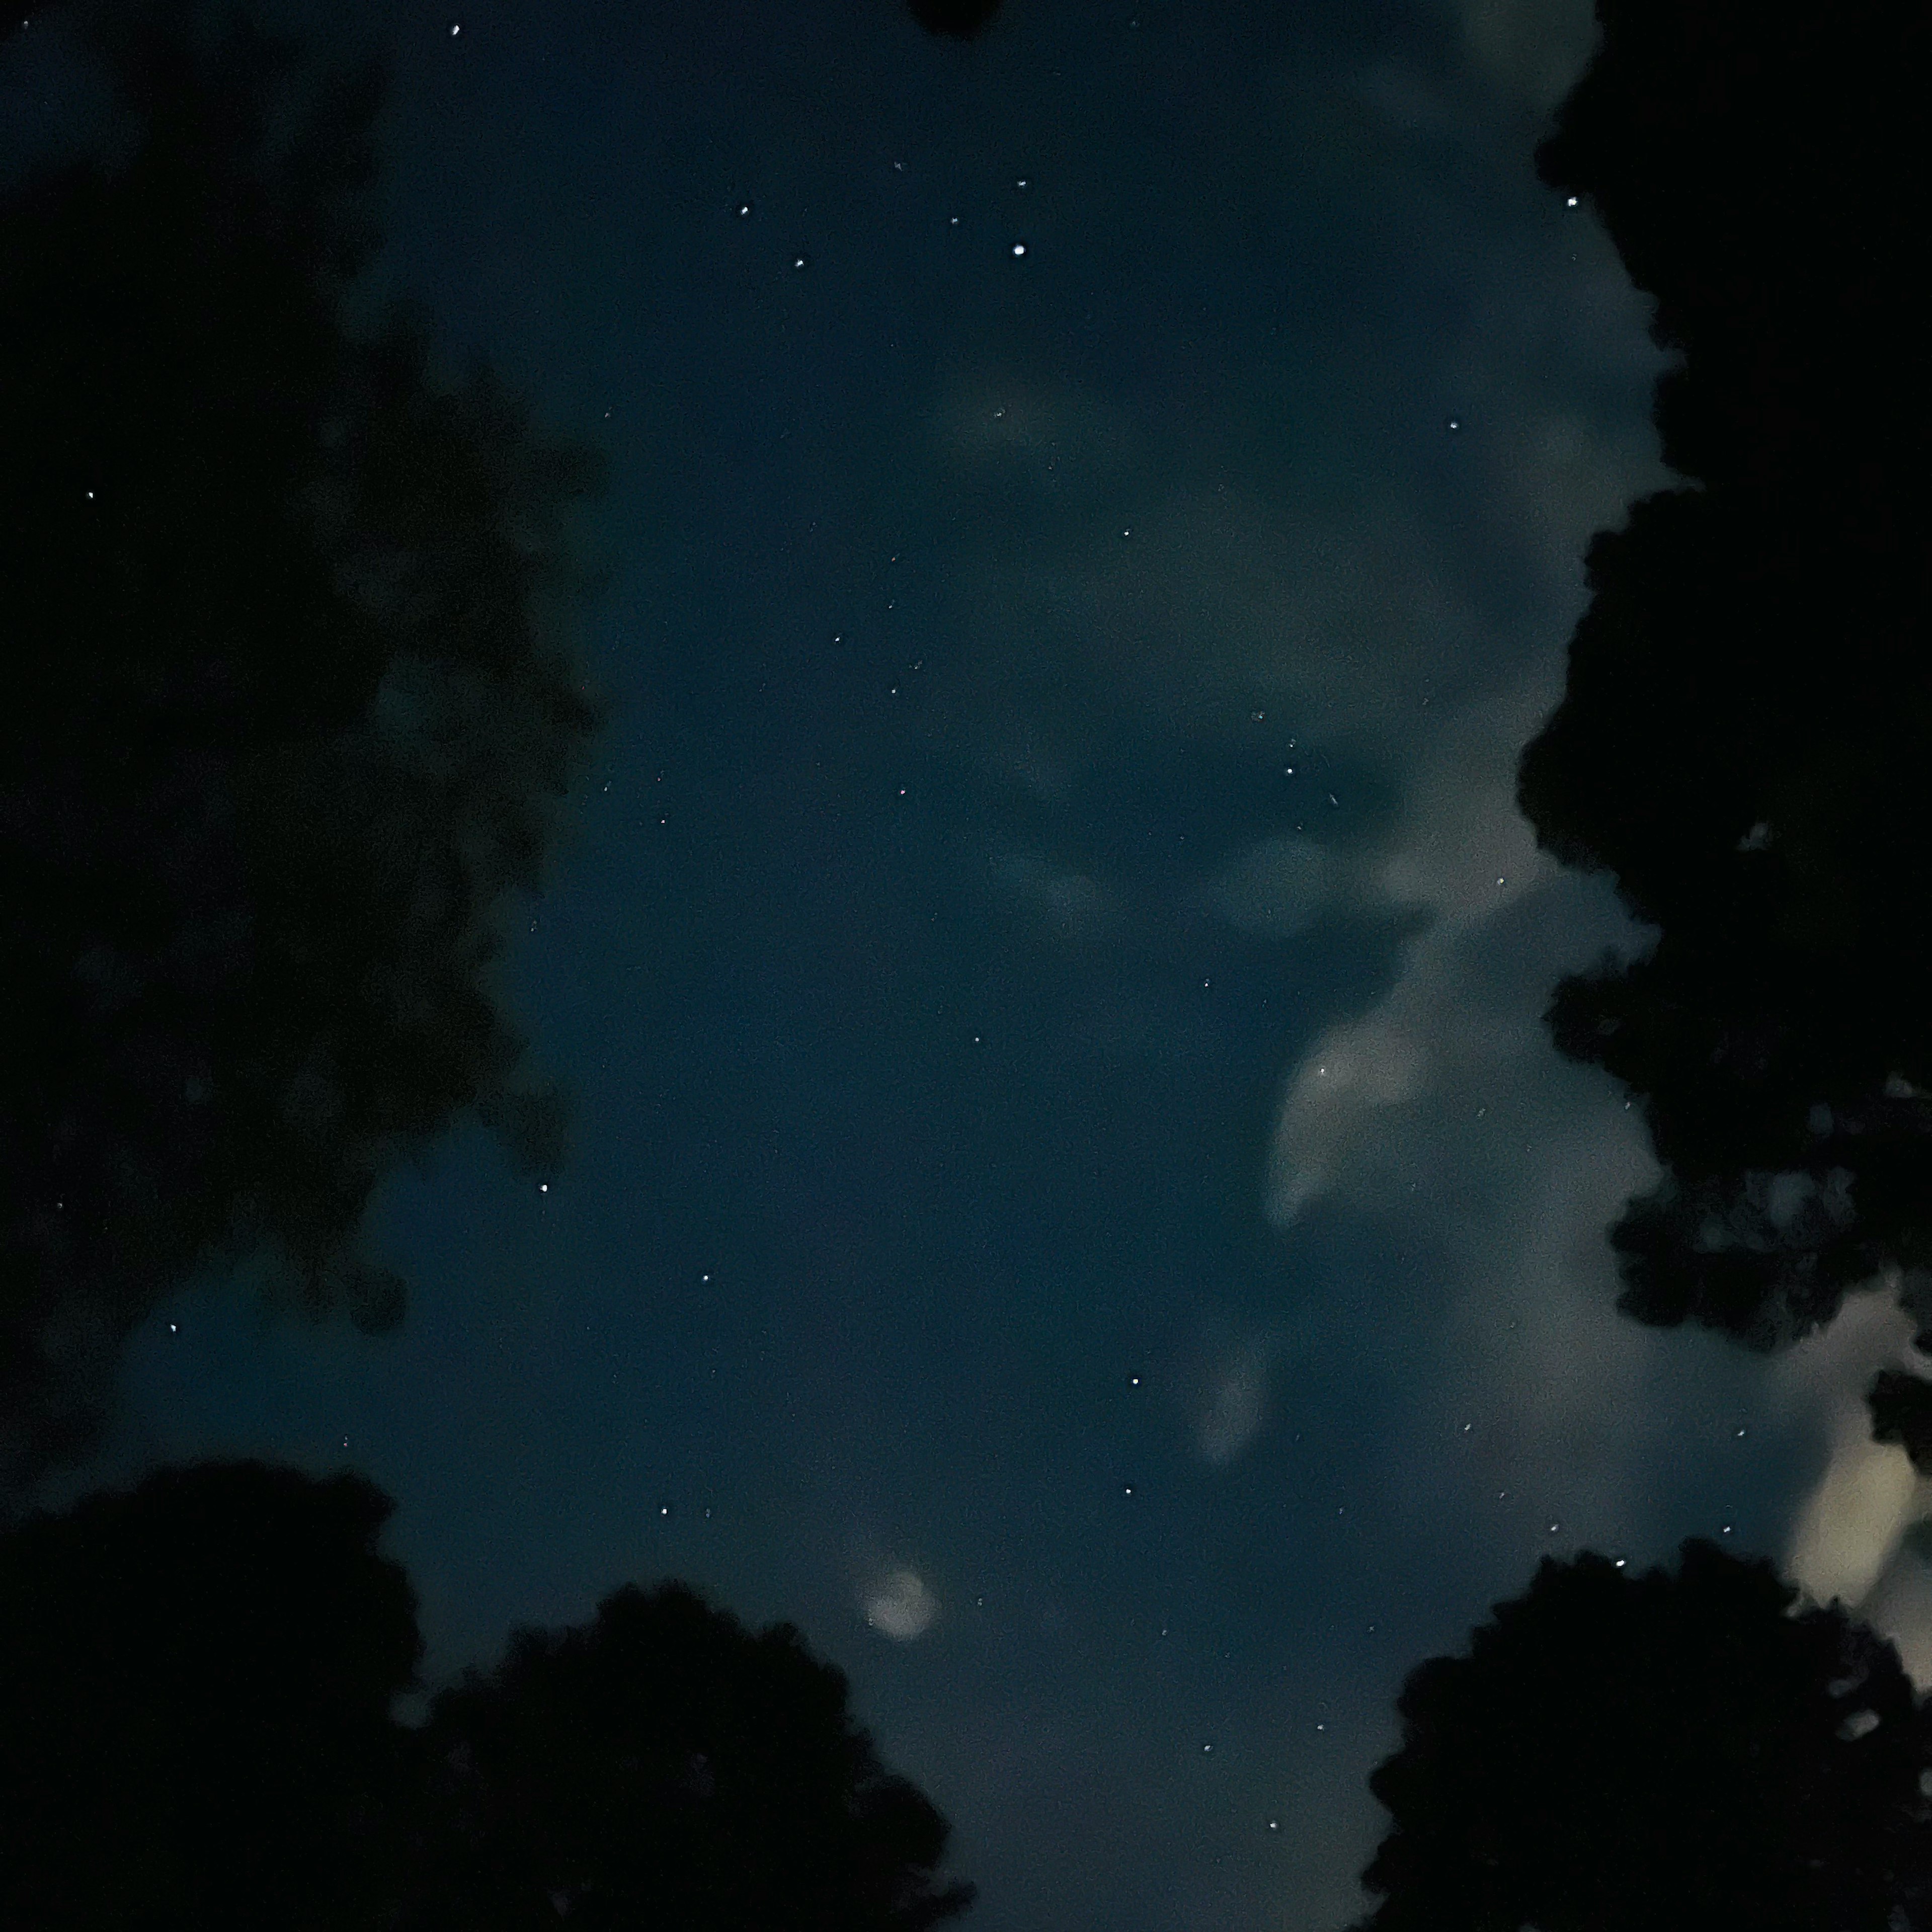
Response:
[[8, 1, 1914, 1926]]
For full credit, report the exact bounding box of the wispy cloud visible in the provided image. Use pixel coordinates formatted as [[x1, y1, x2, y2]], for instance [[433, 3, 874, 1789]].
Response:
[[863, 1565, 940, 1640]]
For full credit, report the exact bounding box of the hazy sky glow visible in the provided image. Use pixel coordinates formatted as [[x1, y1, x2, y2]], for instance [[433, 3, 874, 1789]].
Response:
[[12, 0, 1915, 1925]]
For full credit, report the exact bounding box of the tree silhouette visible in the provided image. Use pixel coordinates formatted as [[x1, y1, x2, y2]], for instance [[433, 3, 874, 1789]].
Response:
[[1514, 0, 1932, 1427], [906, 0, 1003, 37], [0, 0, 605, 1495], [401, 1581, 977, 1932], [0, 1460, 421, 1930], [1355, 1540, 1932, 1932], [0, 1460, 977, 1932]]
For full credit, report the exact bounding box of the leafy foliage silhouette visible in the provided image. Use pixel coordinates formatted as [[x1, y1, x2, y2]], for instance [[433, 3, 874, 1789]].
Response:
[[0, 1460, 420, 1930], [404, 1582, 977, 1932], [1514, 0, 1932, 1436], [0, 0, 605, 1493], [0, 1461, 977, 1932], [1356, 1540, 1932, 1932], [906, 0, 1002, 36]]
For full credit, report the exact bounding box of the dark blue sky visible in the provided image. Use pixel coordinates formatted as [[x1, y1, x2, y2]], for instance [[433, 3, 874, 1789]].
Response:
[[16, 0, 1913, 1925]]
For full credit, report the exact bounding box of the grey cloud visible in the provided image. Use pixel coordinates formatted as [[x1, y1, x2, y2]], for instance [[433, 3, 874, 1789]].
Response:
[[1261, 681, 1724, 1531], [863, 1566, 939, 1641], [1266, 680, 1577, 1224], [1178, 1319, 1281, 1467], [990, 850, 1117, 942], [1193, 835, 1330, 940], [1774, 1297, 1932, 1668], [1454, 0, 1598, 113], [1063, 482, 1476, 746]]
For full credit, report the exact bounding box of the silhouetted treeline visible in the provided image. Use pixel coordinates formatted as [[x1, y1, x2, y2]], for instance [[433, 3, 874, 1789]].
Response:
[[0, 1462, 419, 1928], [907, 0, 1002, 36], [404, 1584, 976, 1932], [0, 0, 605, 1495], [1356, 1540, 1932, 1932], [0, 1460, 975, 1931], [1515, 0, 1932, 1447]]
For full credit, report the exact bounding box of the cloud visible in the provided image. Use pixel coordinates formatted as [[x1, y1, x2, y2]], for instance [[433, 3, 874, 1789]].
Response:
[[1250, 666, 1746, 1538], [914, 225, 1696, 1545], [862, 1567, 938, 1640], [1063, 481, 1478, 746], [990, 850, 1117, 942], [1772, 1293, 1932, 1677], [1184, 1321, 1278, 1466], [1253, 667, 1932, 1632], [1192, 836, 1329, 940], [934, 375, 1138, 480], [906, 32, 1713, 1562], [1787, 1422, 1916, 1612], [1454, 0, 1598, 114], [1266, 677, 1582, 1225]]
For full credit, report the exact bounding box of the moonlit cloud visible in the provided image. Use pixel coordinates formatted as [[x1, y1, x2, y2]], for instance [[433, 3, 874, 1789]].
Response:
[[1269, 664, 1932, 1639], [918, 140, 1699, 1558], [1775, 1294, 1932, 1658], [935, 374, 1137, 479], [1192, 835, 1329, 940], [862, 1567, 938, 1640], [1254, 671, 1731, 1537], [1858, 1542, 1932, 1685], [1266, 678, 1580, 1229], [1180, 1319, 1279, 1467], [1455, 0, 1597, 112], [1788, 1422, 1916, 1611], [991, 850, 1116, 941], [1066, 481, 1476, 742]]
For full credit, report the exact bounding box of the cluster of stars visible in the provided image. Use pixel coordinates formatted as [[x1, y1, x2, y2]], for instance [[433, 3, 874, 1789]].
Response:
[[722, 168, 1033, 274]]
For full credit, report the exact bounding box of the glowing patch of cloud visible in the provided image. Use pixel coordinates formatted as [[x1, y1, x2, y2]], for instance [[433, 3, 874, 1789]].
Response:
[[1194, 835, 1329, 940], [1776, 1295, 1932, 1632], [1182, 1322, 1277, 1466], [1253, 674, 1694, 1535], [1788, 1426, 1916, 1611], [1198, 1347, 1270, 1464], [1856, 1545, 1932, 1685], [1267, 680, 1570, 1229], [991, 850, 1115, 941], [1457, 0, 1597, 113], [862, 1567, 937, 1640]]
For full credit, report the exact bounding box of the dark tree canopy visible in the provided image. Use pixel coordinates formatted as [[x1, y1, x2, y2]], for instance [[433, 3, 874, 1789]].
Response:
[[1515, 0, 1932, 1410], [0, 1460, 421, 1930], [0, 1461, 976, 1932], [905, 0, 1002, 39], [406, 1582, 977, 1932], [0, 0, 606, 1494], [1357, 1540, 1932, 1932]]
